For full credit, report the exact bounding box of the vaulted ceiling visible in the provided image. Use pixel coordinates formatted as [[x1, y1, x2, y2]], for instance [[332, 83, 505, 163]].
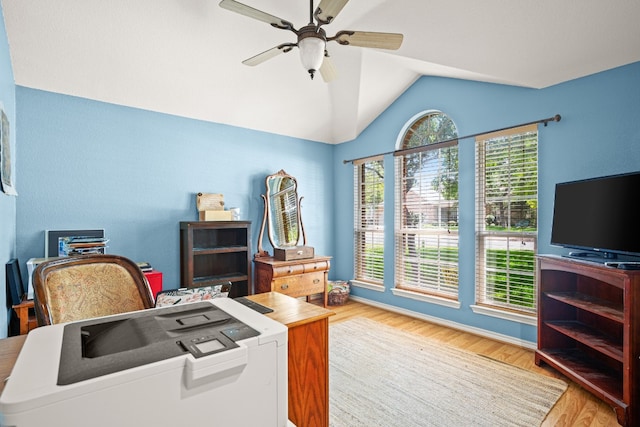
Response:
[[3, 0, 639, 144]]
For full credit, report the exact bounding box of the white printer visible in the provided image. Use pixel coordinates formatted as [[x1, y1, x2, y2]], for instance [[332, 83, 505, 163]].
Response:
[[0, 298, 288, 427]]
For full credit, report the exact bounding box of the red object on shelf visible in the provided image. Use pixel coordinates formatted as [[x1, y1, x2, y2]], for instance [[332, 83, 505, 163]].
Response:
[[143, 271, 163, 299]]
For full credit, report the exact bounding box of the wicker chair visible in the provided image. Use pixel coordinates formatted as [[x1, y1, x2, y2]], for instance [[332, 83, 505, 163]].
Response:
[[33, 254, 154, 326]]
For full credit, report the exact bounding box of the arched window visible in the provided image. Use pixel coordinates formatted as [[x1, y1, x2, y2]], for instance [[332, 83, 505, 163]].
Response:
[[394, 111, 460, 301]]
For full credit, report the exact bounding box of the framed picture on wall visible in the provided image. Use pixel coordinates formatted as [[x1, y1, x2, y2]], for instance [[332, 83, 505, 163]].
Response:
[[0, 106, 17, 196]]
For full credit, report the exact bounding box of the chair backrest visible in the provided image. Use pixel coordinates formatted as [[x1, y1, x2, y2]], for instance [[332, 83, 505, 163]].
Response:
[[33, 254, 155, 326]]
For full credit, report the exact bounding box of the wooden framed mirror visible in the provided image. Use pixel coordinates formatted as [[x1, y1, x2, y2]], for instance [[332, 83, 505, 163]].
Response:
[[256, 170, 308, 258]]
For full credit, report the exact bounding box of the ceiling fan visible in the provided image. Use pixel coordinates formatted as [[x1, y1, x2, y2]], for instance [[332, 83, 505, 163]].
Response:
[[219, 0, 404, 82]]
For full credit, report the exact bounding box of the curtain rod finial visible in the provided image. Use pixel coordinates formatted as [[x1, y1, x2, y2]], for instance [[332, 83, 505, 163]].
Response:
[[544, 114, 562, 126]]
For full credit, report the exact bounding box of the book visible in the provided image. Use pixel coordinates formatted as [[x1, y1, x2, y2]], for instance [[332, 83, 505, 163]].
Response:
[[136, 262, 153, 272], [59, 236, 109, 256]]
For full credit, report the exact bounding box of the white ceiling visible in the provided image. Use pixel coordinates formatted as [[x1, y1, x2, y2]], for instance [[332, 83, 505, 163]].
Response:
[[3, 0, 639, 144]]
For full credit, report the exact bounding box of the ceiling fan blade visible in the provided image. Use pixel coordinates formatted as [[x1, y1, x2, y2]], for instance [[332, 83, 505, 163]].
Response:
[[242, 44, 296, 67], [320, 53, 338, 83], [219, 0, 294, 30], [315, 0, 349, 24], [331, 31, 404, 50]]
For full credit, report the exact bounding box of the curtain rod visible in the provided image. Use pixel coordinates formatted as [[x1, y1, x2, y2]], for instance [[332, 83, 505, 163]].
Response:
[[342, 114, 561, 164]]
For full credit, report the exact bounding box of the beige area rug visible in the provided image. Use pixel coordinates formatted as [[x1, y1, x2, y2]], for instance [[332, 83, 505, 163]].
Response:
[[329, 318, 567, 427]]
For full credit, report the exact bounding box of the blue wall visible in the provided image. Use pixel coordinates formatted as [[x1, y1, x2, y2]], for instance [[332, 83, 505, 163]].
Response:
[[15, 89, 335, 294], [332, 62, 640, 344], [0, 6, 17, 336], [9, 27, 640, 344]]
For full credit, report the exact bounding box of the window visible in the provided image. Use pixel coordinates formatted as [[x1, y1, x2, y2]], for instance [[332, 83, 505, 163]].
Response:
[[394, 112, 459, 299], [354, 157, 385, 285], [475, 124, 538, 315]]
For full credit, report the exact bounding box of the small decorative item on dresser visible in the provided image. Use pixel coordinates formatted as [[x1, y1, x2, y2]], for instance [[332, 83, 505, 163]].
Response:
[[328, 281, 350, 306], [274, 245, 314, 261]]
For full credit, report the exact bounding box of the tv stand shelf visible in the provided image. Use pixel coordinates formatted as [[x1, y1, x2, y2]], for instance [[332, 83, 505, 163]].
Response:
[[544, 320, 623, 360], [536, 255, 639, 426], [544, 292, 624, 322], [542, 348, 622, 397]]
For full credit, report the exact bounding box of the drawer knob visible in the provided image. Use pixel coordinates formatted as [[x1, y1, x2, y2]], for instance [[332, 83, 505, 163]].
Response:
[[281, 284, 289, 290], [313, 279, 320, 284]]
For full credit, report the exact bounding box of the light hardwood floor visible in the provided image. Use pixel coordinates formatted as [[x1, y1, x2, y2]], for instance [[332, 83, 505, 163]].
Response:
[[325, 299, 620, 427]]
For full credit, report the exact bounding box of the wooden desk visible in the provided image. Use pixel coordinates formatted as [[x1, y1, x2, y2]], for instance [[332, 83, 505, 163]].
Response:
[[247, 292, 334, 427], [0, 335, 27, 395], [12, 299, 37, 335]]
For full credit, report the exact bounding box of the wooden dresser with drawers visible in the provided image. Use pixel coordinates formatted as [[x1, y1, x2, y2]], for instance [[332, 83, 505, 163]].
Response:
[[254, 256, 331, 307]]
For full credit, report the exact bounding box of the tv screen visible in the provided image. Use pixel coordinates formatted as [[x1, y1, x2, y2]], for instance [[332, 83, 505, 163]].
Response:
[[551, 171, 640, 259]]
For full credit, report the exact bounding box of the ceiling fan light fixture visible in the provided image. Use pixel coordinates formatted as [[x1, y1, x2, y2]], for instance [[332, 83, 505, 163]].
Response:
[[298, 33, 326, 79], [298, 37, 325, 79]]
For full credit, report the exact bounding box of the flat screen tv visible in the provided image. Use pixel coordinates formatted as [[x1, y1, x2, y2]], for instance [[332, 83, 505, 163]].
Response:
[[551, 171, 640, 260]]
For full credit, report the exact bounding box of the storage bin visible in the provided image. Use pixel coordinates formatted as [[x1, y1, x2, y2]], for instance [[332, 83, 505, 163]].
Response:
[[328, 281, 350, 306]]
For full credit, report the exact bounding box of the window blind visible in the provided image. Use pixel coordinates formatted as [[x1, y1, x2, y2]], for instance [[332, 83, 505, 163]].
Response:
[[354, 158, 385, 284], [475, 124, 538, 314], [394, 142, 459, 298]]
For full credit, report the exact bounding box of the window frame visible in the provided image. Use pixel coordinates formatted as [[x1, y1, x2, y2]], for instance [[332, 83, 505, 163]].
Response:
[[393, 111, 460, 302], [353, 156, 385, 287], [474, 124, 539, 317]]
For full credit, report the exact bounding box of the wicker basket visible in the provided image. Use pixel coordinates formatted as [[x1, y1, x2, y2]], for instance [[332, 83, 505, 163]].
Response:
[[328, 281, 350, 306]]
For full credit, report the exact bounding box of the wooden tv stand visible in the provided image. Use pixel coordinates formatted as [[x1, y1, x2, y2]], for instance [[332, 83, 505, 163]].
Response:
[[535, 255, 640, 426]]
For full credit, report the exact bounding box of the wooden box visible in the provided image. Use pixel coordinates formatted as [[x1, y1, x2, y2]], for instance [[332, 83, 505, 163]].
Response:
[[199, 210, 233, 221], [274, 246, 314, 261]]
